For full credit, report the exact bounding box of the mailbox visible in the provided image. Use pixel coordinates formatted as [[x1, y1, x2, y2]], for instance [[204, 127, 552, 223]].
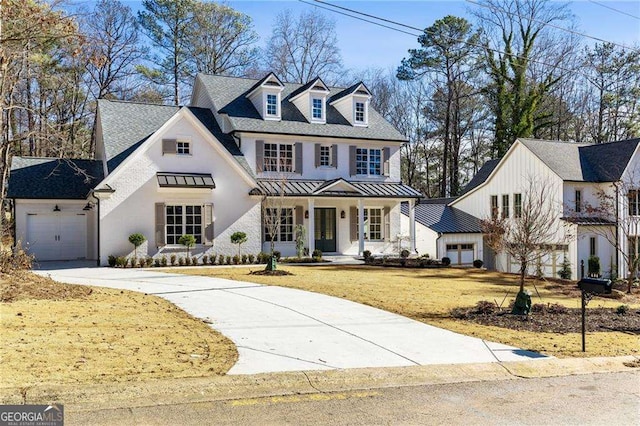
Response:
[[578, 277, 612, 295]]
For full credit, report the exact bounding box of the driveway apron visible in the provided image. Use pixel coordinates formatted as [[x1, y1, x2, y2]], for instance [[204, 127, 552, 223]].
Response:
[[34, 266, 550, 374]]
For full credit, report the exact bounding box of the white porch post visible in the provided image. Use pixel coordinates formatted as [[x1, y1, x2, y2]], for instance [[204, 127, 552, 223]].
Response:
[[307, 198, 315, 255], [358, 198, 365, 256], [409, 198, 416, 253]]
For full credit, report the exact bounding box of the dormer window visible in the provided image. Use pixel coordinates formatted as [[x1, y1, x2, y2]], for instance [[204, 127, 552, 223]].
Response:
[[312, 98, 323, 120], [329, 81, 371, 127], [266, 94, 278, 116], [355, 102, 365, 123]]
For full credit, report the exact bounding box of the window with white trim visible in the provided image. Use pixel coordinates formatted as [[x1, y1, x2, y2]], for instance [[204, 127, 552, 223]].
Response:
[[266, 94, 278, 116], [575, 189, 582, 213], [312, 98, 323, 120], [166, 205, 202, 245], [355, 102, 365, 123], [357, 208, 382, 240], [356, 148, 381, 176], [629, 190, 639, 216], [490, 195, 498, 219], [320, 145, 331, 166], [264, 208, 293, 242], [514, 193, 522, 218], [176, 141, 190, 155], [264, 143, 293, 172], [589, 237, 597, 257], [502, 194, 509, 219]]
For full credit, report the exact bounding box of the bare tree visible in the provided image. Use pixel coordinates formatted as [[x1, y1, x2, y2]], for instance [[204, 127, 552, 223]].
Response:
[[185, 1, 259, 77], [264, 9, 342, 84], [481, 178, 572, 311]]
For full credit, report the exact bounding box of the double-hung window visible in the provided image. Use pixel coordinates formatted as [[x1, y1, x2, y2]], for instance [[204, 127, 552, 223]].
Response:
[[502, 194, 510, 219], [356, 148, 381, 176], [266, 94, 278, 116], [490, 195, 499, 219], [166, 205, 202, 245], [575, 189, 582, 213], [320, 145, 331, 167], [514, 193, 522, 218], [355, 102, 365, 123], [357, 208, 382, 240], [312, 98, 323, 120], [264, 208, 293, 242], [264, 143, 293, 172], [629, 190, 639, 216]]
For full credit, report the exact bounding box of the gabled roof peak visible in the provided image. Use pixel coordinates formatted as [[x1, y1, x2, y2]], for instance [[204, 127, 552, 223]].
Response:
[[329, 81, 371, 105], [246, 72, 284, 98], [289, 76, 330, 101]]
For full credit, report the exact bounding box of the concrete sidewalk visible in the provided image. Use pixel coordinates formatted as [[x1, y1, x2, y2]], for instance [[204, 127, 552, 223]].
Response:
[[36, 265, 549, 375]]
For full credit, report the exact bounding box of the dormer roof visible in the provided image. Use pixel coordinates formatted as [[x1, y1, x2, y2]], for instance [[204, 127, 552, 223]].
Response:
[[246, 72, 284, 98], [289, 77, 330, 101], [329, 82, 371, 105]]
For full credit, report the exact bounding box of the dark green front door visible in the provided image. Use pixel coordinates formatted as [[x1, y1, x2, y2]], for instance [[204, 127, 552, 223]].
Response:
[[314, 208, 336, 253]]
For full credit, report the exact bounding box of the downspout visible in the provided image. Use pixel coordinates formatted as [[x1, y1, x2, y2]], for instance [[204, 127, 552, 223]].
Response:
[[615, 182, 620, 278], [96, 197, 100, 267], [436, 232, 443, 260], [10, 199, 15, 248]]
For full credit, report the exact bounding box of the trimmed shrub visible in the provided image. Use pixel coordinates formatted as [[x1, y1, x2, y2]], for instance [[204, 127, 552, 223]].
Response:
[[185, 256, 192, 266], [115, 256, 127, 267], [473, 259, 483, 268], [588, 256, 601, 277], [108, 255, 117, 267], [248, 254, 255, 264], [191, 256, 197, 265], [241, 254, 248, 264], [225, 255, 232, 265], [178, 257, 185, 266], [441, 257, 451, 266], [209, 254, 216, 265], [161, 255, 168, 267], [312, 249, 322, 260], [218, 254, 225, 265], [558, 256, 572, 279], [233, 255, 240, 265], [129, 257, 137, 268], [170, 254, 177, 266], [400, 249, 410, 258], [128, 233, 146, 258], [137, 258, 145, 268], [154, 258, 161, 267], [363, 250, 372, 263], [202, 255, 209, 265], [145, 257, 153, 267]]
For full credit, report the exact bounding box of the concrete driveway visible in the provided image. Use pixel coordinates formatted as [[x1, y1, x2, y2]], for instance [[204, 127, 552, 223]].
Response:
[[35, 265, 549, 374]]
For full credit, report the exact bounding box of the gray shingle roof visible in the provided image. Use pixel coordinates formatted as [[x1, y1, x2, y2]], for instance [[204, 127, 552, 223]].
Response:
[[519, 138, 640, 182], [8, 157, 104, 199], [461, 159, 500, 195], [253, 178, 421, 198], [401, 200, 482, 233], [195, 74, 406, 142], [97, 99, 255, 179]]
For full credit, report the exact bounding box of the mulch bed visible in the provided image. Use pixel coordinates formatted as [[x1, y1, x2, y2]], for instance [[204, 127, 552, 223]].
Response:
[[249, 270, 294, 276], [452, 305, 640, 334]]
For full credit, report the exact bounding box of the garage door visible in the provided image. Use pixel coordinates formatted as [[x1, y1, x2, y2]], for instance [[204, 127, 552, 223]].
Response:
[[26, 214, 87, 261], [446, 244, 474, 265]]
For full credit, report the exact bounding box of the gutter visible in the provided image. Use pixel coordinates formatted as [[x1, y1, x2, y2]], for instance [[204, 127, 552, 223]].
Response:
[[436, 232, 443, 260]]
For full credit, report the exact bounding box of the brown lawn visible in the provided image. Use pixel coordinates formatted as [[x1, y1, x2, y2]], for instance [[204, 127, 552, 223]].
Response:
[[0, 272, 237, 389], [167, 265, 640, 358]]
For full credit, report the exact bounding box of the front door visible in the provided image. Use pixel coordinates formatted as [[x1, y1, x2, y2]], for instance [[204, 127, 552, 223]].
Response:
[[314, 208, 336, 253]]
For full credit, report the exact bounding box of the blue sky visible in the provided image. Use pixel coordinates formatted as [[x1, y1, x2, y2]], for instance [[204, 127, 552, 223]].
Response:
[[114, 0, 639, 73]]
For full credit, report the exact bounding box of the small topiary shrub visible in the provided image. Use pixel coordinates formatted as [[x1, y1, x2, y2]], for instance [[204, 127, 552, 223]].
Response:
[[130, 257, 137, 268], [170, 254, 177, 266], [257, 252, 268, 264], [161, 255, 168, 267], [441, 257, 451, 266], [558, 256, 572, 279], [145, 257, 153, 267], [473, 259, 483, 268], [233, 255, 240, 265], [108, 255, 117, 267], [202, 255, 209, 265], [154, 258, 161, 267], [312, 249, 322, 260], [588, 255, 601, 277], [473, 300, 496, 315], [363, 250, 372, 263], [185, 256, 192, 266], [218, 254, 225, 265], [616, 304, 630, 315], [115, 256, 127, 267], [179, 257, 185, 266], [191, 256, 197, 265], [241, 254, 248, 264], [248, 254, 255, 264], [209, 254, 216, 265], [400, 249, 410, 259], [128, 233, 146, 259], [225, 255, 232, 265]]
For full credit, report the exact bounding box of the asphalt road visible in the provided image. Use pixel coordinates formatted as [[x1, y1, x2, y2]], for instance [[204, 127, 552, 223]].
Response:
[[68, 371, 640, 425]]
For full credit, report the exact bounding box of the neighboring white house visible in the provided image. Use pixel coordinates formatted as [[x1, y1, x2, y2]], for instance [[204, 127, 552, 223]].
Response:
[[9, 73, 421, 265], [401, 138, 639, 280]]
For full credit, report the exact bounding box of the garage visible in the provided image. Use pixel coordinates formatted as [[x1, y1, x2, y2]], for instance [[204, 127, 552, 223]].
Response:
[[446, 243, 474, 265], [26, 213, 87, 261]]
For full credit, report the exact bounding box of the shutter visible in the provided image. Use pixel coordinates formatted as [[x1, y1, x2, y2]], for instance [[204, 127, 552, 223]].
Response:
[[349, 146, 357, 176], [295, 142, 303, 174], [315, 143, 321, 167], [162, 139, 176, 155], [155, 203, 166, 247], [331, 144, 338, 168], [256, 140, 264, 172], [295, 206, 303, 225], [383, 147, 390, 176], [203, 203, 214, 245], [383, 206, 391, 242], [350, 206, 357, 241]]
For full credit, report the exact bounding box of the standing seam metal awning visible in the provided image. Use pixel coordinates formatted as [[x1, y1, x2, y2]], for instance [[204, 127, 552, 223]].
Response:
[[251, 179, 421, 198], [157, 172, 215, 189]]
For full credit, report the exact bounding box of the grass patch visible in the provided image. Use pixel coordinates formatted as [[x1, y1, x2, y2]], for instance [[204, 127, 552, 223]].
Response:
[[0, 272, 237, 388], [167, 266, 640, 358]]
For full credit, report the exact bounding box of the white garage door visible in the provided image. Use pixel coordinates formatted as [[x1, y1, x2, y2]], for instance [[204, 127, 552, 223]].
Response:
[[446, 244, 474, 265], [26, 214, 87, 261]]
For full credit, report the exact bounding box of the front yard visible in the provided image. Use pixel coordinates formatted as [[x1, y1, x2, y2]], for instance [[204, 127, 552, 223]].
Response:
[[168, 265, 640, 358], [0, 272, 237, 389]]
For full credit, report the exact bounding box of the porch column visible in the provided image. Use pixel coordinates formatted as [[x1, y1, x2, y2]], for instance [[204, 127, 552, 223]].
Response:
[[358, 198, 365, 256], [307, 198, 315, 255], [409, 198, 416, 253]]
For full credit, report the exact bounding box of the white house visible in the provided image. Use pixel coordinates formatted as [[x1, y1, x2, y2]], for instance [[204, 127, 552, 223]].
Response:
[[402, 138, 640, 280], [9, 73, 421, 264]]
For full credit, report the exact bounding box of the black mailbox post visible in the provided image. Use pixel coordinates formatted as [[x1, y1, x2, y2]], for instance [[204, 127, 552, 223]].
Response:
[[577, 277, 612, 352]]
